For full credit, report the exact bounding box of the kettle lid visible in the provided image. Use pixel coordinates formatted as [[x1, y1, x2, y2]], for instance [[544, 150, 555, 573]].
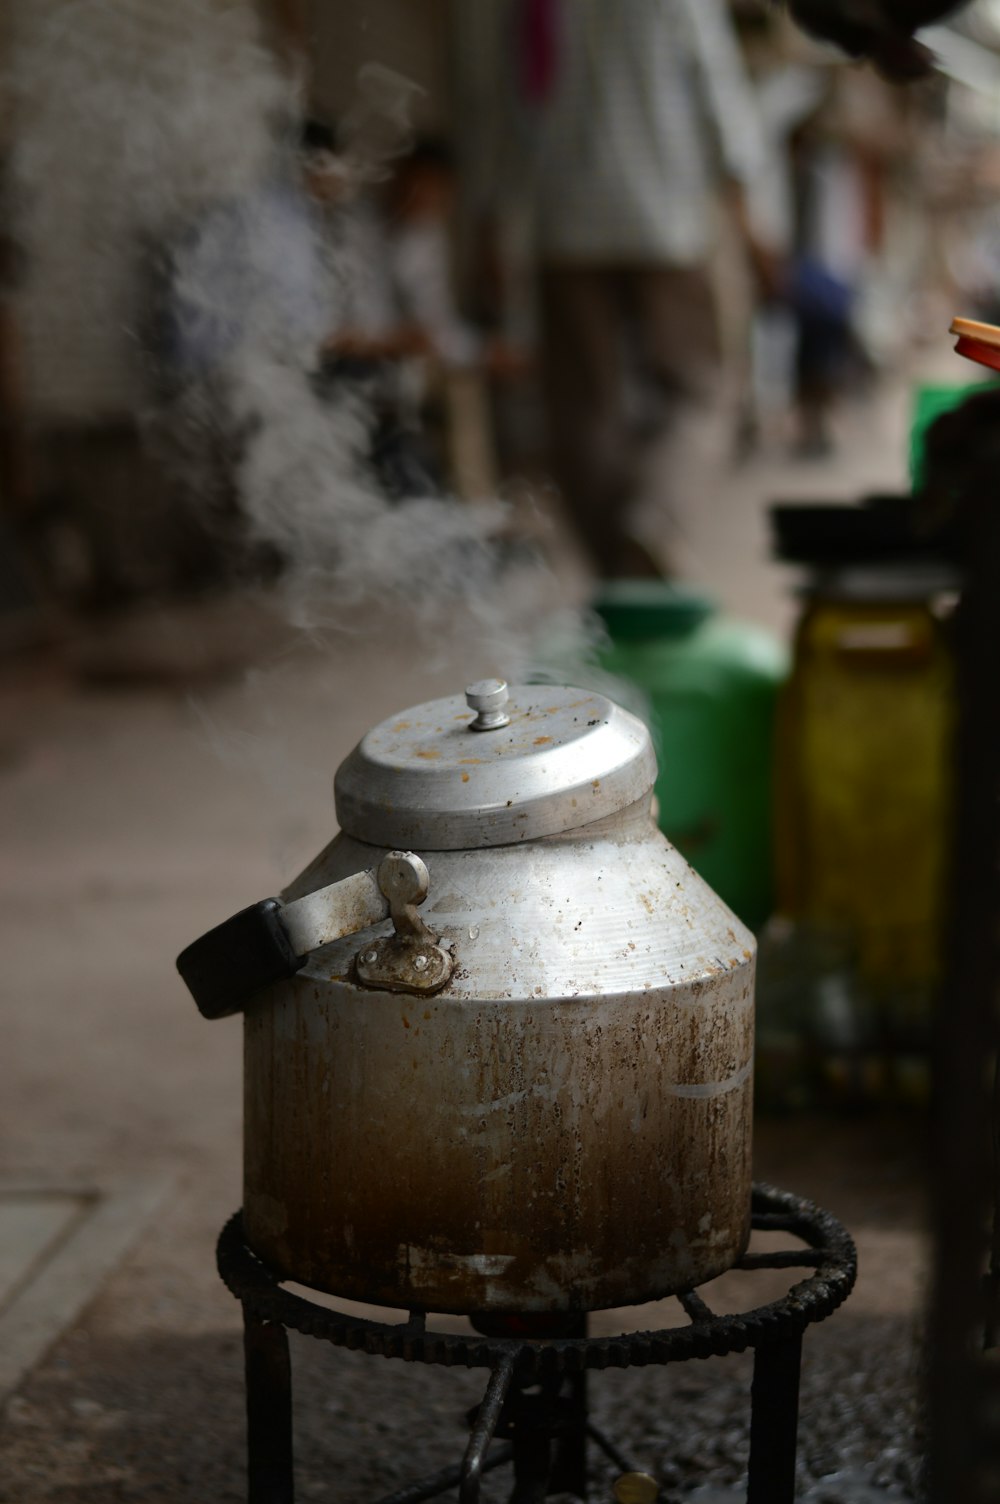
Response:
[[334, 681, 656, 850]]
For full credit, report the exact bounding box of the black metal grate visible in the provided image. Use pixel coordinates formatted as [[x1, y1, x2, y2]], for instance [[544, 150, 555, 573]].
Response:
[[218, 1184, 856, 1503]]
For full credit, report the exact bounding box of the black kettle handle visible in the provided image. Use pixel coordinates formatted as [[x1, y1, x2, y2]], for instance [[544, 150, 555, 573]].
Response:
[[176, 900, 305, 1020]]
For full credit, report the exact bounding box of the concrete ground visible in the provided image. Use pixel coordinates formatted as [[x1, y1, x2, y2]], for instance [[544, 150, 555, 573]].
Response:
[[0, 373, 938, 1501]]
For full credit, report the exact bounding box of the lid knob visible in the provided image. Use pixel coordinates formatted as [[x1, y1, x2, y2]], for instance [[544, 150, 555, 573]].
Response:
[[465, 679, 511, 732]]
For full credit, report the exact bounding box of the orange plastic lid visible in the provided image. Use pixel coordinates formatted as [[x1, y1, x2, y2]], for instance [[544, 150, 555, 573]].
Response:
[[951, 316, 1000, 373], [951, 317, 1000, 347]]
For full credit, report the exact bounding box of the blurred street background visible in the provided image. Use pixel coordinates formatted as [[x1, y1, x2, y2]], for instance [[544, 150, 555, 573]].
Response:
[[2, 0, 998, 1499]]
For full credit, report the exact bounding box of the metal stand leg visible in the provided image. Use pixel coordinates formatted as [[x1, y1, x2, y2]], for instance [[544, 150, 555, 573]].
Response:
[[506, 1370, 589, 1503], [550, 1370, 588, 1500], [747, 1334, 803, 1504], [460, 1356, 515, 1504], [510, 1418, 551, 1504], [549, 1314, 588, 1500], [244, 1308, 294, 1504]]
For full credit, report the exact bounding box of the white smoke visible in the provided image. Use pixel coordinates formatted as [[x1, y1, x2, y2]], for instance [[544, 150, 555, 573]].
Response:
[[7, 0, 288, 420], [6, 0, 621, 690]]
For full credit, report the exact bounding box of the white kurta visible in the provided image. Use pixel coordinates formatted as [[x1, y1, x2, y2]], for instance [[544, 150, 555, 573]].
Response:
[[457, 0, 767, 265]]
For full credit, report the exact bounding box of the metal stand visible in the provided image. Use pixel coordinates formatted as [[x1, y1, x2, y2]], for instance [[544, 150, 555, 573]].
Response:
[[244, 1315, 294, 1504], [218, 1185, 856, 1504], [747, 1333, 803, 1504]]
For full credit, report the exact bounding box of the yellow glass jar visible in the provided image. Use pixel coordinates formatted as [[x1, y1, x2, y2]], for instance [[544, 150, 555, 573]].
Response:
[[774, 567, 954, 1072]]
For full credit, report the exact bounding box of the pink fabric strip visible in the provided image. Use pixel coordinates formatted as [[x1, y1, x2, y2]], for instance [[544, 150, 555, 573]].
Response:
[[517, 0, 560, 103]]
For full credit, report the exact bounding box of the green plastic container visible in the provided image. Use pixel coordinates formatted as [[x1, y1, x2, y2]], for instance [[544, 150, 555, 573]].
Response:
[[595, 582, 788, 931]]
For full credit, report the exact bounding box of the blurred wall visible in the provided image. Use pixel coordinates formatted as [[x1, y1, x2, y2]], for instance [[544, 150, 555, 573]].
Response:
[[303, 0, 452, 133], [5, 0, 286, 424], [1, 0, 452, 426]]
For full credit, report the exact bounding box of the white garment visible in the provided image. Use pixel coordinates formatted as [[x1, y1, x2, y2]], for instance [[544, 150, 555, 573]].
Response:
[[747, 64, 827, 252], [801, 142, 869, 286], [334, 200, 398, 339], [332, 204, 482, 368], [461, 0, 767, 264], [391, 221, 482, 367]]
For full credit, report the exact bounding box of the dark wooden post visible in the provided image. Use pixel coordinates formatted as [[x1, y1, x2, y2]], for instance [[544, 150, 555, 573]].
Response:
[[922, 390, 1000, 1503]]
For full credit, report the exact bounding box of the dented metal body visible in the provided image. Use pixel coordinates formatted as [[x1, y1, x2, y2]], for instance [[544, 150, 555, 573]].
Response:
[[243, 795, 756, 1314]]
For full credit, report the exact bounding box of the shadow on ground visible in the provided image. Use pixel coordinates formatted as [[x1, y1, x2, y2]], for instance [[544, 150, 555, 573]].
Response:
[[0, 1304, 922, 1502]]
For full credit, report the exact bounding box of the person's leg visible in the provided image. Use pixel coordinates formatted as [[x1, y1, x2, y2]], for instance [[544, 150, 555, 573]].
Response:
[[539, 265, 633, 574], [624, 265, 728, 579]]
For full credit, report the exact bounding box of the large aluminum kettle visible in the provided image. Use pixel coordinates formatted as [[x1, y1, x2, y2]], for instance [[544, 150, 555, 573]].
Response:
[[178, 681, 756, 1315]]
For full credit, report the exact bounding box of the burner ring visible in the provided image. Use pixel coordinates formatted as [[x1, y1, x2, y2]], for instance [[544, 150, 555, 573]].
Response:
[[217, 1183, 856, 1375]]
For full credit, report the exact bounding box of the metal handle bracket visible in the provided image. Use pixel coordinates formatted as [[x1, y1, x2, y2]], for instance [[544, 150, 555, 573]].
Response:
[[176, 853, 452, 1017]]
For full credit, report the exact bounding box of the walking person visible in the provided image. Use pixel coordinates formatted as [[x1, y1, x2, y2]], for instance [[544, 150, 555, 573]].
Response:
[[459, 0, 776, 579]]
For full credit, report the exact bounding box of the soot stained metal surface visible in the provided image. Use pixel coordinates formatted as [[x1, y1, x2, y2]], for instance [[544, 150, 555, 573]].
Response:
[[247, 813, 755, 1313]]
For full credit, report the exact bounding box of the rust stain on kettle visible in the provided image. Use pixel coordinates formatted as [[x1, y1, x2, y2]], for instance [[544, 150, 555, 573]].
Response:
[[243, 957, 753, 1316]]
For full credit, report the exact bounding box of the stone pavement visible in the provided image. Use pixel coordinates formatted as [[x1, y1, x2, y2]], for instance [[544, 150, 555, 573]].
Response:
[[0, 370, 937, 1500]]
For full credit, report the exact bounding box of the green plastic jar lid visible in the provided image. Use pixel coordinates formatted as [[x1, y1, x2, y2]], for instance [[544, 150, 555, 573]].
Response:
[[592, 581, 716, 641]]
